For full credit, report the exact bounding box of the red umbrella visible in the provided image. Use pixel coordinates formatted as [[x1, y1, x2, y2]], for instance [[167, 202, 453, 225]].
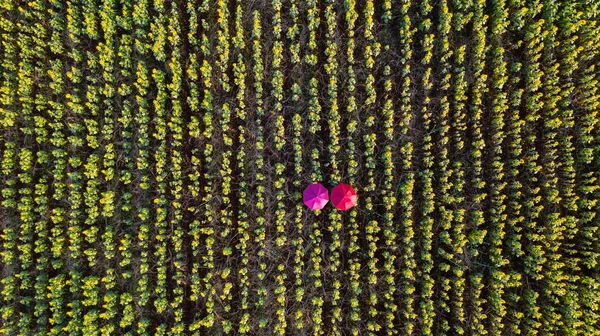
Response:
[[331, 184, 357, 210], [303, 183, 329, 210]]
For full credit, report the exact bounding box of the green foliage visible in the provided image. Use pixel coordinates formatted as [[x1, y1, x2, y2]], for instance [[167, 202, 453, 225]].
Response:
[[0, 0, 599, 335]]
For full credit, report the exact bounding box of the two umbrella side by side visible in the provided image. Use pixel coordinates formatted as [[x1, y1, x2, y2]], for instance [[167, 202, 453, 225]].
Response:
[[303, 183, 357, 211]]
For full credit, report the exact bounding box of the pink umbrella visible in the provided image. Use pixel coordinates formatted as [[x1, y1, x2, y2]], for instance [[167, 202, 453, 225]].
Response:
[[303, 183, 329, 210], [331, 184, 357, 210]]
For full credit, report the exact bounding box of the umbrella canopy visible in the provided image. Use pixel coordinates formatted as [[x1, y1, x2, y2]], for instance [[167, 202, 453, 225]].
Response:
[[330, 184, 357, 210], [303, 183, 329, 210]]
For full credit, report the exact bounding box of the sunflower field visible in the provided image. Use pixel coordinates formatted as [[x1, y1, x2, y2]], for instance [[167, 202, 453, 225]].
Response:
[[1, 0, 600, 335]]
